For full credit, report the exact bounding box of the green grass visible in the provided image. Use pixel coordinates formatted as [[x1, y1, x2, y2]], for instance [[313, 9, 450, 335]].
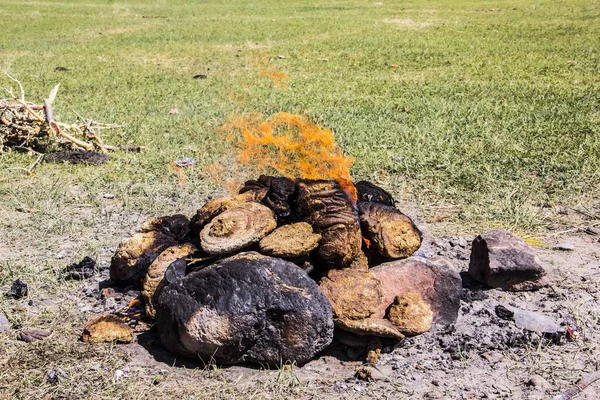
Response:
[[1, 0, 599, 231]]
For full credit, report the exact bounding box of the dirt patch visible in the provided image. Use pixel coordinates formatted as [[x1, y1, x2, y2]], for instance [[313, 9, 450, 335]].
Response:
[[1, 195, 599, 398]]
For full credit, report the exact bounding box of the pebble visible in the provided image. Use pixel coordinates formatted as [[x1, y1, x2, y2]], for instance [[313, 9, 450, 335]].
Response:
[[527, 375, 551, 392], [47, 368, 68, 384], [0, 312, 10, 332], [104, 297, 118, 311], [481, 351, 504, 364], [553, 242, 574, 251]]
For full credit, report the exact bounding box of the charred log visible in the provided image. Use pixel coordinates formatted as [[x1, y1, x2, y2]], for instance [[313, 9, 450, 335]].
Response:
[[355, 181, 395, 206], [296, 180, 363, 269], [200, 202, 277, 255], [358, 202, 422, 260]]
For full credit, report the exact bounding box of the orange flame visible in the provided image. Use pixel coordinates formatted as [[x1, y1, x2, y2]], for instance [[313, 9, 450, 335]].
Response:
[[223, 112, 357, 202]]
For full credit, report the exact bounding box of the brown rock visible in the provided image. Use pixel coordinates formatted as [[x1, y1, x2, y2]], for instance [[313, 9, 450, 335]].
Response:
[[319, 269, 383, 320], [336, 317, 404, 339], [141, 243, 197, 318], [200, 202, 277, 255], [358, 202, 422, 259], [190, 189, 269, 236], [468, 228, 547, 291], [296, 180, 363, 269], [371, 256, 462, 326], [259, 222, 321, 258], [386, 293, 433, 336], [82, 314, 133, 343], [110, 231, 178, 283]]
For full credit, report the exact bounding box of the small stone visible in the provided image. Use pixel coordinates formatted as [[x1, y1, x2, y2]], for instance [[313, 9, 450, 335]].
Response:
[[553, 242, 574, 251], [114, 369, 126, 380], [6, 278, 28, 299], [527, 375, 551, 392], [104, 297, 118, 311], [47, 368, 67, 384], [512, 308, 560, 334], [17, 328, 51, 342], [82, 314, 133, 343], [63, 256, 96, 280], [0, 312, 10, 332], [103, 193, 115, 199], [468, 228, 547, 291], [481, 351, 504, 364]]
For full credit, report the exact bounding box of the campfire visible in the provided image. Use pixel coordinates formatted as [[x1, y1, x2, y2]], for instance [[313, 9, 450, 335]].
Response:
[[94, 113, 462, 366]]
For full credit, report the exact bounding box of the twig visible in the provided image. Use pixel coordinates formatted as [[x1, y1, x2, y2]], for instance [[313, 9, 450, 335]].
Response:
[[553, 370, 600, 400], [49, 122, 94, 151], [3, 72, 25, 102], [24, 154, 44, 175], [544, 222, 600, 237]]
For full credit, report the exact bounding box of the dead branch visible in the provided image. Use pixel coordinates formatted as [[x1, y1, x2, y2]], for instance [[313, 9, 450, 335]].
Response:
[[553, 370, 600, 400]]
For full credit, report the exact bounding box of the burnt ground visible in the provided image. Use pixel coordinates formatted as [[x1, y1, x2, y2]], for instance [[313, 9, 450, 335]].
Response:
[[0, 200, 599, 399]]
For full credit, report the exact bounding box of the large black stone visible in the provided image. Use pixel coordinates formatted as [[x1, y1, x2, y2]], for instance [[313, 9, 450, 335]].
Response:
[[156, 252, 334, 365]]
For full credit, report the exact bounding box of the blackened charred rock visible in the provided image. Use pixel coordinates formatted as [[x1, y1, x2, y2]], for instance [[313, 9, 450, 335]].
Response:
[[495, 305, 515, 321], [44, 150, 109, 165], [469, 228, 548, 291], [64, 256, 96, 280], [155, 252, 334, 365], [296, 180, 363, 269], [355, 181, 395, 206], [110, 231, 178, 284], [241, 175, 298, 223], [140, 214, 191, 242], [6, 278, 28, 299]]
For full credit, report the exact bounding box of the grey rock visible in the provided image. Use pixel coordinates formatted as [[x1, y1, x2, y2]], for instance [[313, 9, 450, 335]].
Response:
[[156, 252, 334, 365], [468, 229, 547, 291], [527, 375, 551, 392], [481, 351, 504, 364], [512, 308, 560, 334], [0, 312, 10, 332], [553, 242, 574, 251]]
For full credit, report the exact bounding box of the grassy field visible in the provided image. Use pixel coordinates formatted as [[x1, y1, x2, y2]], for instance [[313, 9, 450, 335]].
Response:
[[1, 0, 599, 232], [0, 1, 599, 398]]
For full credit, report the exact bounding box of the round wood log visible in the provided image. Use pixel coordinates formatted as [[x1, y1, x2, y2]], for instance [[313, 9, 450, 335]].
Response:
[[358, 202, 422, 259], [296, 180, 364, 269], [259, 222, 321, 258], [200, 202, 277, 255]]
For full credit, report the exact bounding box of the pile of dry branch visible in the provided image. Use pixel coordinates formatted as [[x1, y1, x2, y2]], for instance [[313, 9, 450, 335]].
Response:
[[0, 73, 136, 171]]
